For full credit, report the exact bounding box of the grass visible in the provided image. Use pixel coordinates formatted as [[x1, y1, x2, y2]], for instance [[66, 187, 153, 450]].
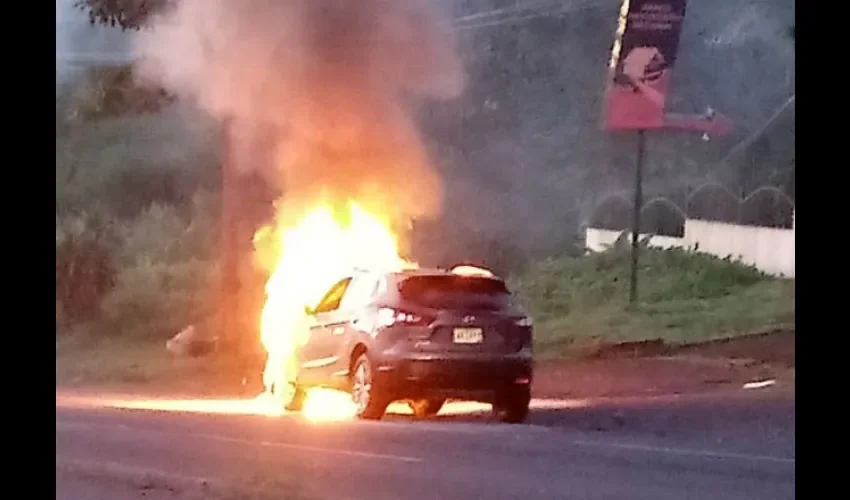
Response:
[[511, 245, 795, 358], [56, 333, 264, 396], [57, 244, 794, 391]]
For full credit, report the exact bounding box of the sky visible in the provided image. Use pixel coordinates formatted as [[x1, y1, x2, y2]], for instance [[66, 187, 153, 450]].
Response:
[[56, 0, 133, 86]]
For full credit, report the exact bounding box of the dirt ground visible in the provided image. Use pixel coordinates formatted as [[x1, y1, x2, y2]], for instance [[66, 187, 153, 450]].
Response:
[[58, 330, 794, 402], [533, 330, 794, 400]]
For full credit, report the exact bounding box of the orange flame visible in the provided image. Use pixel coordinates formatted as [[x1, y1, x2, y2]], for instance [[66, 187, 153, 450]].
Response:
[[255, 199, 415, 420]]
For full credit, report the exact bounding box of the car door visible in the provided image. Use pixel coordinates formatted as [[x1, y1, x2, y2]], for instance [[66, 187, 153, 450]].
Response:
[[298, 277, 352, 385], [324, 273, 380, 380]]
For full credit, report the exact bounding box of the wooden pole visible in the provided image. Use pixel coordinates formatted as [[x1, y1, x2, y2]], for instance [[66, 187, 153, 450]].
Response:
[[221, 118, 241, 354]]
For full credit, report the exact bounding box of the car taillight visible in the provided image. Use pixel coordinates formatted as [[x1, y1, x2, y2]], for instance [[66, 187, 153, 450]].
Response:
[[375, 307, 432, 329], [512, 316, 533, 350]]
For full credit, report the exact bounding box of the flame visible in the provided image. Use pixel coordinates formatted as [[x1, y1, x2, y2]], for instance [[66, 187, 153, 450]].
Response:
[[300, 388, 357, 422], [256, 199, 415, 421]]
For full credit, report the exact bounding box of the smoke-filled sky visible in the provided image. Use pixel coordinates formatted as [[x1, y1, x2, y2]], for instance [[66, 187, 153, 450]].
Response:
[[135, 0, 465, 225]]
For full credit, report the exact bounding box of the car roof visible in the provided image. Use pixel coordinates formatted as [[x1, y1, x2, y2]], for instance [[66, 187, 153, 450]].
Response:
[[348, 265, 503, 281], [387, 267, 504, 280]]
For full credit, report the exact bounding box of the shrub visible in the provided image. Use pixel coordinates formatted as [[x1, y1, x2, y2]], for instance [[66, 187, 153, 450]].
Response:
[[509, 246, 793, 350], [92, 196, 221, 339], [56, 105, 219, 218], [98, 258, 219, 340], [56, 212, 117, 324], [512, 246, 770, 322], [57, 191, 223, 340]]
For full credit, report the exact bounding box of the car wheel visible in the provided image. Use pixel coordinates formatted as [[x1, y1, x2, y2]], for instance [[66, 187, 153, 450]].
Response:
[[408, 398, 446, 418], [351, 354, 389, 420], [493, 387, 531, 424]]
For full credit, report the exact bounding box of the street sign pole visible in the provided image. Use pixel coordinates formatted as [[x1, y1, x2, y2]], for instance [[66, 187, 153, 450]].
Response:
[[629, 130, 646, 306], [603, 0, 709, 307]]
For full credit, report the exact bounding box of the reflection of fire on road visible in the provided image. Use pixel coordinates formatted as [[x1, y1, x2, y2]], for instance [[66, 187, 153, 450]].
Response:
[[57, 394, 590, 420], [135, 0, 465, 421]]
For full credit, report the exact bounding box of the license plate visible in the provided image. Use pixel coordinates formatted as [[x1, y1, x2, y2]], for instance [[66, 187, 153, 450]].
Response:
[[453, 327, 483, 344]]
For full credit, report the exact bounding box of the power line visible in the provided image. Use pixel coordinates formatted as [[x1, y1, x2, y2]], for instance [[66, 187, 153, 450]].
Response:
[[454, 0, 600, 30], [55, 0, 594, 66], [719, 94, 795, 165], [453, 0, 569, 24]]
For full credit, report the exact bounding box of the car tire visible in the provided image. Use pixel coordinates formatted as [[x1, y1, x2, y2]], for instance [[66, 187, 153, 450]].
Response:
[[351, 354, 389, 420], [409, 398, 446, 418], [494, 386, 531, 424]]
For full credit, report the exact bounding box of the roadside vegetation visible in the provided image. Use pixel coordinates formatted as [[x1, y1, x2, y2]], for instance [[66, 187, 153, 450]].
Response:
[[55, 89, 242, 390], [55, 97, 795, 388], [511, 240, 795, 358], [57, 0, 794, 390]]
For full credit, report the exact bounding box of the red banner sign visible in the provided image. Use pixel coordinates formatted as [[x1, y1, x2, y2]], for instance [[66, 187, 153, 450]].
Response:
[[604, 0, 688, 130]]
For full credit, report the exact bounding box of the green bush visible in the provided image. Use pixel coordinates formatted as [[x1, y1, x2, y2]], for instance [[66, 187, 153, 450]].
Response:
[[56, 105, 219, 218], [70, 64, 175, 122], [98, 258, 219, 340], [113, 196, 219, 267], [511, 246, 794, 352], [513, 246, 768, 320], [55, 96, 224, 340], [57, 177, 222, 337], [55, 211, 117, 324], [79, 197, 220, 340]]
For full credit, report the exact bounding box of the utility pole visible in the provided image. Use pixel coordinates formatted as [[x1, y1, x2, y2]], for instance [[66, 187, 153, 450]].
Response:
[[220, 118, 241, 355]]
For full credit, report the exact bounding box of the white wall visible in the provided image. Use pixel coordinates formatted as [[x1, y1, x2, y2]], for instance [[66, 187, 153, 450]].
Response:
[[683, 220, 794, 277], [586, 212, 795, 278], [585, 228, 685, 251]]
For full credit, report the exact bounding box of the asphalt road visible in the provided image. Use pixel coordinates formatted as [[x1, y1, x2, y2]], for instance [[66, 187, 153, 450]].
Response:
[[56, 393, 795, 500]]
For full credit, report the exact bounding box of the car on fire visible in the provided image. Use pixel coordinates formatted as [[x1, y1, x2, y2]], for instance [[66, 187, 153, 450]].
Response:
[[282, 265, 534, 423]]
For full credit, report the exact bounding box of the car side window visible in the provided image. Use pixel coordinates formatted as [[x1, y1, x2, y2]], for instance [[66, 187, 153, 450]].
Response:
[[339, 275, 378, 311], [313, 278, 352, 314]]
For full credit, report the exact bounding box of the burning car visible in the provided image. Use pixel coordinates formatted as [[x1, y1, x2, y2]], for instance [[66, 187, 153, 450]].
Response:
[[280, 265, 534, 423]]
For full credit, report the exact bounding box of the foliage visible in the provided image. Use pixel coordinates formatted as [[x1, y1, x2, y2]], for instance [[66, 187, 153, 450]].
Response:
[[74, 0, 169, 30], [56, 105, 223, 339], [56, 105, 220, 217], [511, 247, 794, 355], [70, 64, 175, 121], [57, 198, 221, 340], [56, 212, 118, 323]]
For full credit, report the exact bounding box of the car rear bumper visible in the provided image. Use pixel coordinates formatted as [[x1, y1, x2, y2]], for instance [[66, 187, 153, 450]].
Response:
[[373, 349, 533, 401]]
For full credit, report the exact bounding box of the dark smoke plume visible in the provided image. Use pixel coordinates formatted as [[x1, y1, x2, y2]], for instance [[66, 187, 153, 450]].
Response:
[[134, 0, 465, 224]]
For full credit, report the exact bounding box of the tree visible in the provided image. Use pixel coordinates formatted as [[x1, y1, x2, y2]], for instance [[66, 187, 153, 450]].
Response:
[[71, 65, 175, 121], [69, 1, 176, 117], [74, 0, 170, 30]]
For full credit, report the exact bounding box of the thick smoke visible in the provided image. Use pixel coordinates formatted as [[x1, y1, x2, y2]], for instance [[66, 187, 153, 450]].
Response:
[[134, 0, 464, 225]]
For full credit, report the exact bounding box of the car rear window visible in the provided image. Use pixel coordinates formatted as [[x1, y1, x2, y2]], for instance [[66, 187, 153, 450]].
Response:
[[397, 275, 512, 310]]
